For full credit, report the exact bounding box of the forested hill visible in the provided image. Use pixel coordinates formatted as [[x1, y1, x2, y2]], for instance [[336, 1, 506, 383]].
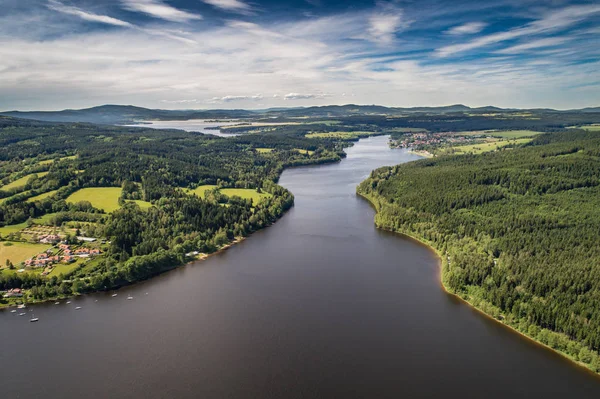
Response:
[[3, 104, 599, 124], [357, 130, 600, 372], [0, 117, 343, 302]]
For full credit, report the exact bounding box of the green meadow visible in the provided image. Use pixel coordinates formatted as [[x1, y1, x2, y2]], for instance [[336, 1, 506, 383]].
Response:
[[1, 172, 49, 191], [27, 190, 59, 202], [185, 185, 219, 198], [221, 188, 272, 203], [0, 242, 50, 266], [66, 187, 122, 213]]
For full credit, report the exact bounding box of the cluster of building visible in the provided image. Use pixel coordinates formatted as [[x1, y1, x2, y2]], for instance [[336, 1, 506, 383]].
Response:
[[23, 244, 101, 270], [3, 288, 23, 298], [391, 132, 470, 150], [39, 234, 61, 244]]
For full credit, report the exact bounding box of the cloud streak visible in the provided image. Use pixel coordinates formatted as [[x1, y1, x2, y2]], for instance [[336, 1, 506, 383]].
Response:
[[47, 0, 132, 27], [446, 22, 486, 35], [121, 0, 202, 22], [200, 0, 253, 14], [436, 4, 600, 57]]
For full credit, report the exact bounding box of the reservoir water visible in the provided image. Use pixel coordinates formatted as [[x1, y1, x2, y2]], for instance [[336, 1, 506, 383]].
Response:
[[2, 136, 600, 398]]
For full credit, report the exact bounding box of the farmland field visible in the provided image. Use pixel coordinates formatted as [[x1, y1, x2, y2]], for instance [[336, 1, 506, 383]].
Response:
[[0, 222, 28, 236], [48, 260, 81, 277], [66, 187, 122, 213], [459, 130, 543, 138], [293, 148, 315, 155], [129, 200, 153, 210], [0, 241, 50, 266], [1, 172, 49, 191], [221, 188, 272, 203], [185, 185, 219, 198], [27, 190, 59, 202], [255, 148, 274, 153], [439, 138, 532, 155]]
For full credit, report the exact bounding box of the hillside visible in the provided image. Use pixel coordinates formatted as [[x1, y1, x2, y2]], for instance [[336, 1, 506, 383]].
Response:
[[358, 130, 600, 372], [2, 104, 599, 125]]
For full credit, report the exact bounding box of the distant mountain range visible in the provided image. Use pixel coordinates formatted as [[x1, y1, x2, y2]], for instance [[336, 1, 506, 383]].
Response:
[[1, 104, 598, 124]]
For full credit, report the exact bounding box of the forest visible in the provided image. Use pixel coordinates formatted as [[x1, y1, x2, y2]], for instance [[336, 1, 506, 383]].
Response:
[[0, 116, 344, 302], [358, 129, 600, 372]]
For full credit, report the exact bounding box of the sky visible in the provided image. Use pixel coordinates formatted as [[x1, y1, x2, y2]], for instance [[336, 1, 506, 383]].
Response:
[[0, 0, 599, 110]]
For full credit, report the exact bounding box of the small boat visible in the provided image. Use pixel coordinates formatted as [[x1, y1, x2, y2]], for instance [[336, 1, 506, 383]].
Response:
[[19, 312, 26, 316], [127, 295, 133, 300], [75, 306, 82, 310], [111, 293, 118, 297], [54, 302, 60, 305], [30, 315, 39, 322], [10, 310, 16, 313], [17, 304, 26, 309], [66, 301, 71, 304]]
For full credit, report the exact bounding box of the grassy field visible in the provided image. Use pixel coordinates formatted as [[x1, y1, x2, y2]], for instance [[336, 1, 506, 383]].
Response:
[[0, 222, 28, 236], [440, 138, 532, 155], [129, 200, 153, 210], [185, 185, 219, 198], [27, 190, 59, 202], [488, 130, 544, 139], [578, 125, 600, 132], [1, 172, 49, 191], [0, 242, 49, 266], [32, 213, 59, 224], [458, 130, 543, 138], [255, 148, 274, 153], [66, 187, 122, 213], [221, 188, 272, 203], [293, 148, 315, 155], [48, 260, 81, 277]]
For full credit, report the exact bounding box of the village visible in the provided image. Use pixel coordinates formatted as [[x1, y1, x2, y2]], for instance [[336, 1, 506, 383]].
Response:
[[2, 232, 103, 299], [389, 131, 471, 150]]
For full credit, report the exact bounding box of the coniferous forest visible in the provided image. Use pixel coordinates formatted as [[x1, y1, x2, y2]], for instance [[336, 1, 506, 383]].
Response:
[[358, 129, 600, 371]]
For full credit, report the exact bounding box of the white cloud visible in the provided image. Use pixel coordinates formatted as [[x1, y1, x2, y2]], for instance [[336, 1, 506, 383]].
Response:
[[200, 0, 252, 14], [366, 3, 410, 44], [446, 22, 486, 35], [121, 0, 202, 22], [496, 37, 569, 54], [161, 99, 199, 104], [284, 93, 330, 100], [436, 4, 600, 57], [47, 0, 132, 27], [1, 2, 599, 110], [209, 94, 264, 103]]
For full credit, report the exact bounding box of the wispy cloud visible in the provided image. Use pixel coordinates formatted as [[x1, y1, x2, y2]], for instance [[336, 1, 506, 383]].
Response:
[[121, 0, 202, 22], [496, 37, 570, 54], [366, 2, 411, 44], [208, 94, 264, 103], [161, 99, 199, 104], [47, 0, 132, 27], [283, 93, 330, 100], [1, 0, 599, 110], [436, 4, 600, 57], [446, 22, 486, 35], [200, 0, 253, 14]]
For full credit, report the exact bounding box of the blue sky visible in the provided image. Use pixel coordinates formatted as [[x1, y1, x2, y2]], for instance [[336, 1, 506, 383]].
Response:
[[0, 0, 599, 110]]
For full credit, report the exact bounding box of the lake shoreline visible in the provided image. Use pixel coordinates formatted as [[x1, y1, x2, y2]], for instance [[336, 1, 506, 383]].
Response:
[[356, 190, 600, 379]]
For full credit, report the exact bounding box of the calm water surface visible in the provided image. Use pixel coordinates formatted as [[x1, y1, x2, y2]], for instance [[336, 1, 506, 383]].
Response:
[[3, 136, 600, 398], [124, 119, 241, 136]]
